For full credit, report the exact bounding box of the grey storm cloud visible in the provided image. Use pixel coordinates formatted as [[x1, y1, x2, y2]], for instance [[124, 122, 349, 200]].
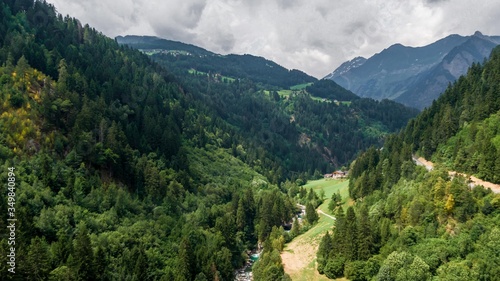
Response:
[[48, 0, 500, 78]]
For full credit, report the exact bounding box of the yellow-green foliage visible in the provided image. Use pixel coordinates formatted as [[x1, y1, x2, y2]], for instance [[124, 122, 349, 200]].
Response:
[[0, 59, 50, 154]]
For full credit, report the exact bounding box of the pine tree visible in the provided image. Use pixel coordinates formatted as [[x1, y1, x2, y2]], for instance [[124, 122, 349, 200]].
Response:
[[291, 217, 301, 238], [26, 237, 51, 280], [317, 231, 332, 274], [134, 247, 149, 281], [94, 246, 107, 281], [73, 224, 95, 281], [306, 202, 319, 224], [357, 206, 373, 260], [177, 238, 193, 281], [345, 207, 358, 260], [328, 192, 342, 213], [236, 197, 246, 231], [332, 207, 346, 256]]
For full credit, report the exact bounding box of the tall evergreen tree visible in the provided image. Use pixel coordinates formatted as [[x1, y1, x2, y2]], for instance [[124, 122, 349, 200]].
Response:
[[306, 202, 319, 224], [73, 224, 95, 281], [357, 205, 373, 260], [317, 231, 333, 274], [134, 247, 149, 281], [177, 238, 193, 281], [26, 237, 51, 280], [332, 207, 346, 257], [345, 206, 358, 261]]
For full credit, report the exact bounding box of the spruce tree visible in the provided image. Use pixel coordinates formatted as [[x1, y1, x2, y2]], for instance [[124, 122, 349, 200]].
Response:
[[306, 202, 319, 224], [236, 197, 246, 231], [345, 206, 358, 261], [26, 237, 51, 280], [177, 238, 193, 281], [291, 217, 301, 238], [357, 205, 373, 260], [94, 246, 107, 281], [332, 207, 346, 256], [317, 231, 332, 274], [73, 224, 95, 281], [134, 247, 149, 281]]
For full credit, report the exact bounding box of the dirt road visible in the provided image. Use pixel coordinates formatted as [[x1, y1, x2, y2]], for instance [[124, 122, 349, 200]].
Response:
[[412, 155, 500, 193], [317, 209, 335, 220]]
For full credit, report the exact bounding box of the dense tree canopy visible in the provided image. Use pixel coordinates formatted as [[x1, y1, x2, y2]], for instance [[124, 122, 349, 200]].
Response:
[[0, 1, 420, 280], [318, 46, 500, 280]]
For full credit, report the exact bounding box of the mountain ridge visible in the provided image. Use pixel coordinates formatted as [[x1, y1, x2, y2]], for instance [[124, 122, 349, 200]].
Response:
[[326, 32, 500, 109], [316, 45, 500, 281], [117, 35, 318, 88]]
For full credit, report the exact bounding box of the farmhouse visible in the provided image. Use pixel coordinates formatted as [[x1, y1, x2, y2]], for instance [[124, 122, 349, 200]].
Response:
[[332, 170, 347, 179]]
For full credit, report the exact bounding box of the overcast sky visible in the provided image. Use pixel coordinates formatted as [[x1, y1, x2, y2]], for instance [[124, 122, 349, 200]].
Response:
[[47, 0, 500, 78]]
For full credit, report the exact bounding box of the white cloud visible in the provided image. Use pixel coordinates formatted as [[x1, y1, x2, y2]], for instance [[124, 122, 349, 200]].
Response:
[[48, 0, 500, 78]]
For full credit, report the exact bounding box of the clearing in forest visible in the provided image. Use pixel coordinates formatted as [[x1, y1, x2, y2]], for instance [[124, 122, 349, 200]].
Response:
[[282, 179, 349, 281]]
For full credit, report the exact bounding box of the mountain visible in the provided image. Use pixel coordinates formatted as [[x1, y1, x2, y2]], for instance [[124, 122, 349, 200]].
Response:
[[118, 35, 419, 169], [116, 35, 214, 56], [0, 1, 418, 280], [326, 32, 500, 109], [117, 35, 317, 88], [317, 45, 500, 280]]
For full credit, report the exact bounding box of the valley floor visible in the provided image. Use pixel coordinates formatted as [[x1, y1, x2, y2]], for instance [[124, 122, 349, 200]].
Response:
[[281, 215, 334, 281], [282, 179, 349, 281]]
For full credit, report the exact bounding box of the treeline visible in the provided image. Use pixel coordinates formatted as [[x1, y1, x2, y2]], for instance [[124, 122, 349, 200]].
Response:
[[118, 35, 318, 89]]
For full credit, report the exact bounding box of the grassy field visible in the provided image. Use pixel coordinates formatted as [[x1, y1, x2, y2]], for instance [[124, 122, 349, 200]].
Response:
[[188, 69, 235, 82], [188, 68, 207, 76], [282, 179, 350, 281], [304, 179, 351, 214], [282, 215, 335, 281], [278, 89, 294, 97], [263, 89, 297, 98], [290, 82, 313, 90]]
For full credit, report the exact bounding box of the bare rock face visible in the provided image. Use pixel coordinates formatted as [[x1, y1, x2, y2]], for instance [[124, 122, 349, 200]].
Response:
[[326, 32, 500, 110]]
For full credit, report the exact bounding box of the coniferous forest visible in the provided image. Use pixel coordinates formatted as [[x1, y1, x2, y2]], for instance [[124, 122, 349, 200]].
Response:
[[0, 1, 420, 280], [318, 46, 500, 280], [2, 1, 499, 281]]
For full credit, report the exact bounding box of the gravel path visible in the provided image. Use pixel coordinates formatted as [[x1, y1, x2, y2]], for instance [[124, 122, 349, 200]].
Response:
[[413, 155, 500, 193]]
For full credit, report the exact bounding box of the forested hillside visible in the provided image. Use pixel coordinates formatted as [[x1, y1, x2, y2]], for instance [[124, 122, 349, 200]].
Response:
[[317, 46, 500, 280], [117, 35, 317, 89], [404, 46, 500, 183], [0, 1, 299, 280], [0, 1, 419, 280], [120, 36, 419, 172]]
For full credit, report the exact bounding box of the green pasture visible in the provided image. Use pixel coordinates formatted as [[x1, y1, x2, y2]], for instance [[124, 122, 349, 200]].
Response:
[[304, 179, 350, 214], [290, 82, 313, 90]]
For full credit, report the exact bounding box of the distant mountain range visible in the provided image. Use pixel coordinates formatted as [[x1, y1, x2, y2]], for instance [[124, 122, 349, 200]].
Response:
[[325, 31, 500, 109], [117, 35, 317, 88]]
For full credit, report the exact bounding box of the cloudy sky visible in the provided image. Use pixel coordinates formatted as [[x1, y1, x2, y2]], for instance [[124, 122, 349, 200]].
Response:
[[47, 0, 500, 78]]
